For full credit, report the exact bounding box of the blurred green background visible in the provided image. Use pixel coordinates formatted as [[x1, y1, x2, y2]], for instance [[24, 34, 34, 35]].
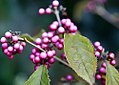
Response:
[[0, 0, 119, 85]]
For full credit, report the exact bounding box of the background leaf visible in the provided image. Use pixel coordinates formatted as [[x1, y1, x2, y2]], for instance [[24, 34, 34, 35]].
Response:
[[106, 61, 119, 85], [73, 0, 90, 21], [25, 65, 50, 85], [64, 32, 97, 85]]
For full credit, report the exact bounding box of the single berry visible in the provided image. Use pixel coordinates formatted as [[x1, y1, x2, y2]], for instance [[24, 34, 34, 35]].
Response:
[[95, 51, 100, 57], [110, 60, 116, 66], [108, 52, 115, 59], [30, 54, 35, 60], [96, 74, 102, 80], [51, 35, 59, 43], [40, 52, 47, 59], [100, 67, 106, 74], [47, 51, 54, 57], [12, 36, 18, 42], [94, 41, 100, 47], [48, 32, 54, 38], [35, 38, 42, 45], [39, 8, 45, 15], [66, 75, 73, 81], [97, 46, 103, 52], [49, 24, 57, 31], [34, 56, 40, 63], [5, 32, 12, 38], [8, 46, 14, 52], [42, 32, 48, 38], [46, 8, 52, 14], [101, 62, 106, 68], [43, 37, 49, 43], [48, 58, 55, 64], [58, 27, 65, 34], [52, 0, 59, 7], [14, 43, 20, 49], [2, 43, 8, 49], [0, 37, 7, 43]]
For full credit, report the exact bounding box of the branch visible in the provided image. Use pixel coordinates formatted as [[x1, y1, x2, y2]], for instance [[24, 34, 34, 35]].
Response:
[[94, 6, 119, 29]]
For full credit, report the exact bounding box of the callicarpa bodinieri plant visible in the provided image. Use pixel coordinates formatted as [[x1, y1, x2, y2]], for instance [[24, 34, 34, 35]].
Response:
[[0, 0, 119, 85]]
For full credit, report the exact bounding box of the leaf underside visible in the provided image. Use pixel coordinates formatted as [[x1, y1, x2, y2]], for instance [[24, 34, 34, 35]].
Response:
[[25, 65, 50, 85], [64, 32, 97, 85], [106, 61, 119, 85]]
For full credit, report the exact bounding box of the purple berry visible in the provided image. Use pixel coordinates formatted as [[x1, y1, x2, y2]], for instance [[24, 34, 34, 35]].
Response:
[[0, 37, 7, 43], [46, 8, 52, 14], [52, 21, 59, 27], [49, 24, 57, 31], [19, 45, 23, 51], [40, 52, 47, 59], [61, 19, 66, 24], [110, 60, 116, 66], [8, 46, 14, 52], [32, 48, 37, 54], [52, 0, 59, 7], [39, 8, 45, 15], [5, 32, 12, 38], [101, 62, 106, 68], [59, 38, 64, 44], [35, 38, 42, 45], [47, 51, 54, 57], [95, 51, 100, 57], [100, 67, 106, 74], [14, 43, 20, 49], [30, 54, 35, 60], [21, 42, 26, 47], [48, 58, 55, 64], [108, 52, 115, 59], [3, 49, 8, 54], [43, 37, 49, 43], [12, 36, 18, 42], [96, 74, 102, 80], [47, 32, 54, 38], [58, 27, 65, 34], [2, 43, 8, 49], [41, 43, 48, 48], [42, 32, 48, 38], [51, 35, 59, 43], [34, 56, 40, 63], [34, 65, 40, 70], [52, 50, 56, 55], [57, 43, 63, 50], [66, 75, 73, 81], [94, 41, 100, 47], [65, 21, 71, 27], [97, 46, 103, 52], [8, 55, 14, 60]]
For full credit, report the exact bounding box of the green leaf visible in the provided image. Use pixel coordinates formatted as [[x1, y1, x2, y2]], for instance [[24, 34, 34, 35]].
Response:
[[73, 0, 90, 21], [64, 32, 97, 85], [20, 33, 35, 42], [106, 61, 119, 85], [25, 65, 50, 85]]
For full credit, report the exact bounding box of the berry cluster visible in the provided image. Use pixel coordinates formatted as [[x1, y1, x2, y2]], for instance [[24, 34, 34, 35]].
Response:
[[94, 41, 116, 85], [94, 41, 116, 66], [0, 31, 26, 59], [30, 0, 77, 69]]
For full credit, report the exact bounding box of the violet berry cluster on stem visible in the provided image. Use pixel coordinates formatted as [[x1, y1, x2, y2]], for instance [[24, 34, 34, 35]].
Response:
[[31, 0, 78, 70], [0, 31, 26, 59], [94, 41, 116, 85]]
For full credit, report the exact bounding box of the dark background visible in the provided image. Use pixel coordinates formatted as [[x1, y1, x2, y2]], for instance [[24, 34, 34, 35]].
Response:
[[0, 0, 119, 85]]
